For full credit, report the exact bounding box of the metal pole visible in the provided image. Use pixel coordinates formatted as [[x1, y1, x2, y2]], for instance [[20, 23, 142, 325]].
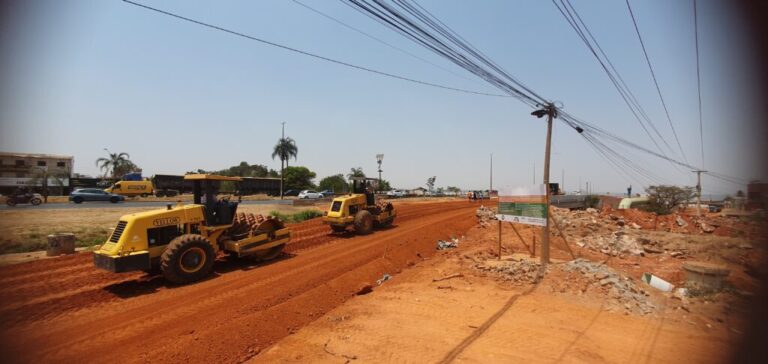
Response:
[[541, 106, 554, 266], [490, 153, 493, 197], [693, 170, 707, 216], [498, 220, 502, 260]]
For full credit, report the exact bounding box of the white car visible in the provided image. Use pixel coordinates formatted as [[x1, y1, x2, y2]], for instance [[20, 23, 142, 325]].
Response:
[[298, 190, 323, 199], [386, 190, 407, 197]]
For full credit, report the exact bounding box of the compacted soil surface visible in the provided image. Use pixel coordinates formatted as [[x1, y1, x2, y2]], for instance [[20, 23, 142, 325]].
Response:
[[0, 200, 475, 363]]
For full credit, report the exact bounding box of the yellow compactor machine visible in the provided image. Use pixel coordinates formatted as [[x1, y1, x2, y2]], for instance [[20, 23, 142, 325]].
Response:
[[93, 174, 290, 284], [322, 177, 395, 234]]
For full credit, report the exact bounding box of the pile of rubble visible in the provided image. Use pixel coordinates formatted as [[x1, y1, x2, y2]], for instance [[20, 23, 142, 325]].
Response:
[[476, 206, 497, 228], [475, 259, 542, 285], [554, 205, 758, 238], [475, 257, 659, 315], [561, 259, 657, 315]]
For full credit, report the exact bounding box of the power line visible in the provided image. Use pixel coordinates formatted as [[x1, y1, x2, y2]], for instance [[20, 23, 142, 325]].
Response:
[[342, 0, 547, 107], [693, 0, 705, 167], [291, 0, 478, 84], [121, 0, 508, 98], [625, 0, 688, 163], [551, 0, 676, 159]]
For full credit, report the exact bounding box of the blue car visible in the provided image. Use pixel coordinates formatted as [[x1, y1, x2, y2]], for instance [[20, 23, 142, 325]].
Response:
[[69, 188, 125, 204]]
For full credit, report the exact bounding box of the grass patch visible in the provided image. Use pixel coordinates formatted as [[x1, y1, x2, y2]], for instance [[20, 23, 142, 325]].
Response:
[[0, 227, 112, 254], [269, 209, 323, 223]]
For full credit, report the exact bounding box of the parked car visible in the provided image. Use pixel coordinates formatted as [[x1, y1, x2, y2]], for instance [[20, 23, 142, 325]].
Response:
[[69, 188, 125, 204], [386, 190, 407, 197], [319, 190, 335, 197], [708, 205, 722, 213], [283, 189, 300, 196], [298, 190, 323, 199]]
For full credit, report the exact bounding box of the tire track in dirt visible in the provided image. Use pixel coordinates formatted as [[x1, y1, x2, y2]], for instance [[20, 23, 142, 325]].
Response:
[[0, 202, 466, 325], [0, 200, 477, 363]]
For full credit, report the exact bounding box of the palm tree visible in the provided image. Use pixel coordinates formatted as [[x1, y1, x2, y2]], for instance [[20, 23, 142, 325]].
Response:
[[28, 169, 68, 202], [271, 137, 298, 198], [95, 151, 132, 179]]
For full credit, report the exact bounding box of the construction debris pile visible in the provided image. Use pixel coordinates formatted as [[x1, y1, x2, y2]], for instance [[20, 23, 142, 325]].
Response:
[[551, 206, 758, 259], [561, 259, 657, 315], [476, 206, 497, 228], [475, 259, 542, 285], [555, 206, 759, 237], [475, 257, 658, 315]]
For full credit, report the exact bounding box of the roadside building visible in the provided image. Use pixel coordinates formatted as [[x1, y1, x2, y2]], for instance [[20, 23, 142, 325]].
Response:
[[0, 152, 73, 195]]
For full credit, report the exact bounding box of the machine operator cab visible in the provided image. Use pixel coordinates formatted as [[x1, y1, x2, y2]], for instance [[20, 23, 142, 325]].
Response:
[[185, 174, 242, 226], [349, 177, 379, 206]]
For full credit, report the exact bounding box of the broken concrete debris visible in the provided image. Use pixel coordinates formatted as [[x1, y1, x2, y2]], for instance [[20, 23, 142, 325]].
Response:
[[376, 273, 392, 286], [641, 273, 675, 292], [563, 259, 657, 315], [437, 238, 459, 250], [476, 206, 497, 228], [475, 257, 658, 315]]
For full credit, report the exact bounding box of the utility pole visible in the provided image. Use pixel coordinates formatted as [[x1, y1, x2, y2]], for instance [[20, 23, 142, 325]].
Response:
[[279, 122, 286, 199], [490, 153, 493, 196], [693, 170, 707, 216], [376, 154, 384, 192], [533, 161, 536, 184], [531, 103, 556, 266], [561, 168, 564, 194]]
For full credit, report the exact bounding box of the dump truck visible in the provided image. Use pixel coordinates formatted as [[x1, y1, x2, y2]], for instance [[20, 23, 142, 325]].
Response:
[[322, 177, 395, 234], [93, 174, 290, 284]]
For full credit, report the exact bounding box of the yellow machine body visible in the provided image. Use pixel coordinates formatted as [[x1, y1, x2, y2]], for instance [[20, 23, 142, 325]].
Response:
[[93, 174, 290, 280], [322, 177, 396, 234]]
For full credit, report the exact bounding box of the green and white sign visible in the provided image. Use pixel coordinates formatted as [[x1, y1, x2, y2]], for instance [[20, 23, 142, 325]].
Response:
[[496, 184, 547, 226]]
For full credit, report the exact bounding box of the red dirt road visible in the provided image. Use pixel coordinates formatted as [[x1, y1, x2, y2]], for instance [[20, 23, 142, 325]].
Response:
[[0, 200, 476, 363]]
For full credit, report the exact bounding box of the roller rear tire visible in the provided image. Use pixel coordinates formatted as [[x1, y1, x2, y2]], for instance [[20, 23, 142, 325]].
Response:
[[354, 210, 373, 235], [161, 234, 215, 284]]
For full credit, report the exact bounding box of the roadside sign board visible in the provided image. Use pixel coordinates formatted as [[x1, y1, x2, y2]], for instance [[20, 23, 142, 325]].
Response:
[[496, 184, 548, 226]]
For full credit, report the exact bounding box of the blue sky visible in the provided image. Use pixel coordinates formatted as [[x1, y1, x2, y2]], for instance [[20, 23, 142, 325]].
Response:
[[0, 0, 762, 195]]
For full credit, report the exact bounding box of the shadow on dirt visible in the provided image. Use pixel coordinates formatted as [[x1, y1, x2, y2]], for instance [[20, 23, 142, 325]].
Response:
[[328, 224, 399, 239]]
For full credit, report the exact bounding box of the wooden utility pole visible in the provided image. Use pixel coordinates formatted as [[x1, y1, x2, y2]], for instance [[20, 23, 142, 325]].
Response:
[[532, 103, 556, 266], [541, 106, 554, 266], [693, 170, 707, 216]]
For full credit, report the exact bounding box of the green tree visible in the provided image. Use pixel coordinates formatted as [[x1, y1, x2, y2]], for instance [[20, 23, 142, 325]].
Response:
[[272, 137, 298, 198], [217, 161, 271, 177], [644, 185, 696, 215], [347, 167, 365, 180], [318, 174, 348, 193], [283, 166, 316, 190], [95, 151, 138, 179], [378, 179, 391, 191], [28, 169, 68, 201], [446, 186, 461, 194], [426, 176, 436, 192]]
